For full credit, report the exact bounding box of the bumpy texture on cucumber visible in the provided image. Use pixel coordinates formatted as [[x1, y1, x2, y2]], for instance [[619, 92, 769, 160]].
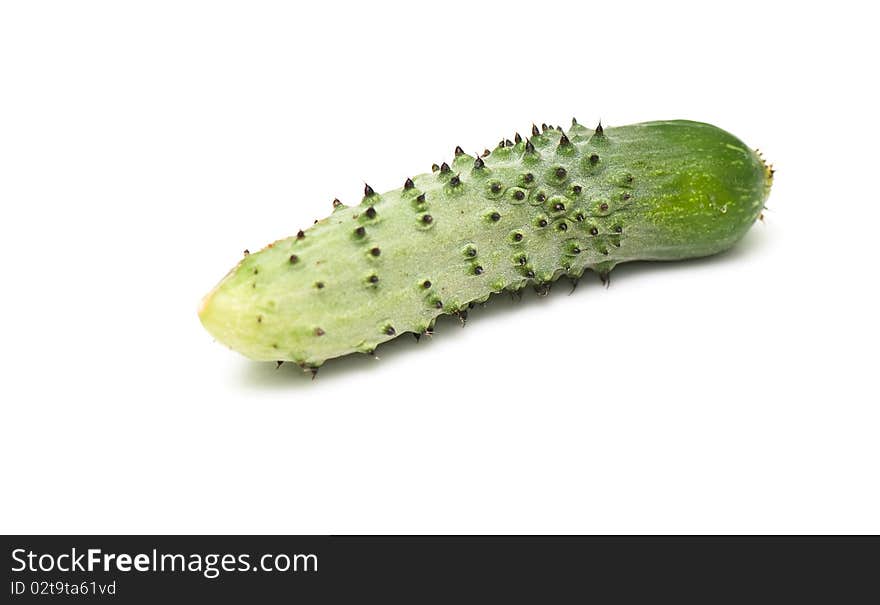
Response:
[[200, 120, 773, 369]]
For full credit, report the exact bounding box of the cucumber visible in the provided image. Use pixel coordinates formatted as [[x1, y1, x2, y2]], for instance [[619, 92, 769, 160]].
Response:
[[199, 119, 773, 369]]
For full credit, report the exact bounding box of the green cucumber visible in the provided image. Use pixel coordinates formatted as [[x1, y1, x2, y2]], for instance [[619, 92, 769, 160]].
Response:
[[199, 119, 773, 369]]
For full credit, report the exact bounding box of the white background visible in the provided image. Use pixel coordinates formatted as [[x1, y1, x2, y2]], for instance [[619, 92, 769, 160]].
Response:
[[1, 1, 878, 534]]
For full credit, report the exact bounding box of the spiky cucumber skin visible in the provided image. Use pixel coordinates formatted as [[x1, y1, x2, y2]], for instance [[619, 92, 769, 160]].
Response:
[[200, 120, 772, 367]]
